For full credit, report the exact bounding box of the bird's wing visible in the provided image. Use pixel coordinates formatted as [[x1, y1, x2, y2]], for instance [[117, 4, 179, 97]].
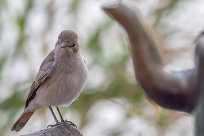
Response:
[[25, 49, 56, 108]]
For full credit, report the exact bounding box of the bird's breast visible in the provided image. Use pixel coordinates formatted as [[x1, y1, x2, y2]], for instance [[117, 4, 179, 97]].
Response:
[[36, 56, 87, 107]]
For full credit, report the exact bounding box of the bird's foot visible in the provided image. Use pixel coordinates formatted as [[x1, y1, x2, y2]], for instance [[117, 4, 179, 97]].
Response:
[[47, 120, 77, 128], [62, 120, 77, 128], [47, 122, 60, 128]]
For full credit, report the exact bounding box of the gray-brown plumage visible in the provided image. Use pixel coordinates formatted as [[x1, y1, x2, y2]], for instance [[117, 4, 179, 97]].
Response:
[[11, 30, 88, 132]]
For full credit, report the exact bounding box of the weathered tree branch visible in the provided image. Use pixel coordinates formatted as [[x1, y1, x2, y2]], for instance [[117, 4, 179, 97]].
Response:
[[103, 2, 198, 113], [21, 122, 82, 136]]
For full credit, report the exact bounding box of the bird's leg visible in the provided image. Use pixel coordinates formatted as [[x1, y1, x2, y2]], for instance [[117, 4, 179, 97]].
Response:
[[56, 106, 77, 128], [56, 106, 64, 122], [49, 106, 59, 124]]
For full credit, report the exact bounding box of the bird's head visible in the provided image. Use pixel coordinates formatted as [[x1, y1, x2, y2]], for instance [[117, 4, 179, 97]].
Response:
[[56, 30, 79, 53]]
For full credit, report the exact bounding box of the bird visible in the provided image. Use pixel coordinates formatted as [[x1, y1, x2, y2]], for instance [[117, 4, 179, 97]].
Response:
[[11, 30, 88, 132]]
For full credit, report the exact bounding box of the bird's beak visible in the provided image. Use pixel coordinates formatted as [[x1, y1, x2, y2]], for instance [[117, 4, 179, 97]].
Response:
[[60, 43, 70, 48]]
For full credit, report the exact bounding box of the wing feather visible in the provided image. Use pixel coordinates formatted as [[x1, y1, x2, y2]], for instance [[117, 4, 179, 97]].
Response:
[[25, 49, 56, 108]]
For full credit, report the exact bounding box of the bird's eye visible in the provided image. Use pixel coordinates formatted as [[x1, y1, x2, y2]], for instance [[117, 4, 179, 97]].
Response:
[[72, 44, 75, 47]]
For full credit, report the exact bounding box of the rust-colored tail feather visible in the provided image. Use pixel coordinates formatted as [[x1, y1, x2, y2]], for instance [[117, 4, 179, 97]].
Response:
[[11, 111, 34, 132]]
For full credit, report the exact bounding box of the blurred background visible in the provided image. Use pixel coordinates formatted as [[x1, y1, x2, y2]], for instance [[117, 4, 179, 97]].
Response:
[[1, 0, 204, 135]]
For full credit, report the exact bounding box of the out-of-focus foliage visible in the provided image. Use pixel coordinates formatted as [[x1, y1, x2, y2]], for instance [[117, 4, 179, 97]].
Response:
[[0, 0, 201, 136]]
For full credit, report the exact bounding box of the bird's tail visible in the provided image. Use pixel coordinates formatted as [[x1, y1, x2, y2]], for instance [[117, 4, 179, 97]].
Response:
[[11, 111, 34, 132]]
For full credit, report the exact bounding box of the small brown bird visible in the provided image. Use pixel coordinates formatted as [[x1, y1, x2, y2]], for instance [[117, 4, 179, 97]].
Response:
[[11, 30, 88, 132]]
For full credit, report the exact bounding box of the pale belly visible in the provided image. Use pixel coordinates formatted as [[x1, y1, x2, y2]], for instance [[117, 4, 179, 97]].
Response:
[[35, 63, 87, 107]]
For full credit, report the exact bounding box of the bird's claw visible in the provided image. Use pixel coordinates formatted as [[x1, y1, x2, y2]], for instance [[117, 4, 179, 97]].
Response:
[[47, 120, 77, 128], [63, 120, 77, 128], [47, 122, 60, 128]]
